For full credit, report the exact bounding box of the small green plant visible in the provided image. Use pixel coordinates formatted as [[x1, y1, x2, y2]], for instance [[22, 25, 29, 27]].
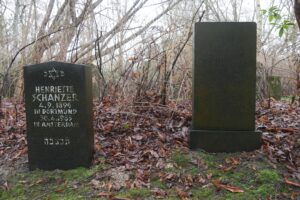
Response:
[[63, 167, 94, 180], [0, 166, 99, 200], [0, 184, 25, 200], [188, 166, 200, 175], [261, 6, 281, 22], [191, 187, 214, 199], [252, 184, 276, 199], [123, 123, 129, 129], [124, 188, 151, 199], [261, 6, 295, 37], [198, 151, 217, 168], [151, 177, 167, 189], [171, 151, 190, 167]]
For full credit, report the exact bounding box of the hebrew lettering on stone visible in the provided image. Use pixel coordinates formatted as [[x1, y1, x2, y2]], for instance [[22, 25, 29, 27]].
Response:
[[44, 138, 48, 145], [43, 137, 71, 146]]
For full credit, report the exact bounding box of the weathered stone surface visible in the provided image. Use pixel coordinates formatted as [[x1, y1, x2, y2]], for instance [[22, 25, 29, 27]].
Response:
[[189, 130, 262, 152], [24, 61, 94, 170], [190, 22, 261, 152], [267, 76, 282, 100]]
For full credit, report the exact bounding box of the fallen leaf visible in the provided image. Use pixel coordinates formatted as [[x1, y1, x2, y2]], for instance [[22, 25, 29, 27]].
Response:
[[96, 192, 111, 197], [280, 127, 294, 134], [284, 177, 300, 188], [111, 197, 131, 200], [132, 134, 143, 141], [164, 173, 176, 181], [35, 179, 44, 184], [2, 181, 10, 191], [55, 188, 65, 193], [175, 187, 189, 200], [230, 157, 240, 165], [91, 179, 103, 189], [266, 127, 278, 132], [258, 115, 269, 123], [182, 175, 193, 187], [12, 147, 27, 160], [152, 188, 168, 198], [157, 132, 166, 142], [292, 192, 300, 199], [156, 123, 162, 127], [223, 166, 234, 172], [94, 143, 102, 152], [107, 182, 113, 192], [195, 176, 206, 185], [212, 180, 244, 193], [206, 173, 212, 180]]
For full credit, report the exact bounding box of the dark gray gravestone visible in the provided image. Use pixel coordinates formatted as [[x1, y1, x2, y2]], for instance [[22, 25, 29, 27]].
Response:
[[24, 61, 94, 170], [190, 22, 262, 152]]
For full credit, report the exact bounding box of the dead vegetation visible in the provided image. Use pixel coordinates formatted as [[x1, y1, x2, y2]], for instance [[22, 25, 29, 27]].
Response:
[[0, 97, 299, 199]]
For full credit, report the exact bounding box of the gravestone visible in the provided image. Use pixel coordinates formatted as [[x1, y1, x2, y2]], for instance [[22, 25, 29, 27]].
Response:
[[267, 76, 282, 100], [24, 61, 94, 170], [190, 22, 262, 152]]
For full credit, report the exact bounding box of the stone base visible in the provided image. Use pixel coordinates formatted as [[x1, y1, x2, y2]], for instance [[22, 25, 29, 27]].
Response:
[[189, 130, 262, 152]]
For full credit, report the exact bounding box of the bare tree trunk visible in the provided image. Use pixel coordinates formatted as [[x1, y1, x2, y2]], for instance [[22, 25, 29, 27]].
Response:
[[294, 0, 300, 104], [159, 7, 204, 105], [1, 0, 185, 99], [12, 0, 20, 49], [31, 0, 55, 63], [295, 0, 300, 29], [14, 1, 35, 99], [230, 0, 238, 21], [256, 0, 262, 50], [160, 51, 168, 105]]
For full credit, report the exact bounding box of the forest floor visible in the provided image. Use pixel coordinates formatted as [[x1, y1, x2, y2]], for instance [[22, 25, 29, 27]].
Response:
[[0, 97, 300, 200]]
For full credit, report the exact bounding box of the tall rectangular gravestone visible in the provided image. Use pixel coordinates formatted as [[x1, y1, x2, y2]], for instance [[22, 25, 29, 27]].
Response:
[[24, 61, 94, 170], [190, 22, 262, 152]]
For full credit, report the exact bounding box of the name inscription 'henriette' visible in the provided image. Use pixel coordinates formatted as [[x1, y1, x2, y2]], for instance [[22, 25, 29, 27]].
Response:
[[35, 85, 75, 93], [32, 86, 78, 102]]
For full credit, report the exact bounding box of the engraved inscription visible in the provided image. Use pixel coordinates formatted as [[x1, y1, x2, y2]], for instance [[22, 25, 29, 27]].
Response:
[[44, 68, 65, 80], [32, 86, 79, 128], [44, 137, 70, 146], [31, 71, 80, 129]]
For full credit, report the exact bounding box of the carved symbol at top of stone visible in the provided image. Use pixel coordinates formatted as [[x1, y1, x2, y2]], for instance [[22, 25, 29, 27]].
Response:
[[44, 68, 65, 81]]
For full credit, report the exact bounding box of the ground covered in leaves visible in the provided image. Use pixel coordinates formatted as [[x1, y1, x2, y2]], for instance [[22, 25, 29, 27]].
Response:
[[0, 97, 300, 199]]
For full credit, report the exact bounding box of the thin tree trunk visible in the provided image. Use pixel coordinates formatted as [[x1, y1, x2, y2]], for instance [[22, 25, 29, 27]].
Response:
[[294, 0, 300, 104], [159, 7, 204, 105], [230, 0, 238, 21], [294, 0, 300, 29], [256, 0, 262, 50]]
